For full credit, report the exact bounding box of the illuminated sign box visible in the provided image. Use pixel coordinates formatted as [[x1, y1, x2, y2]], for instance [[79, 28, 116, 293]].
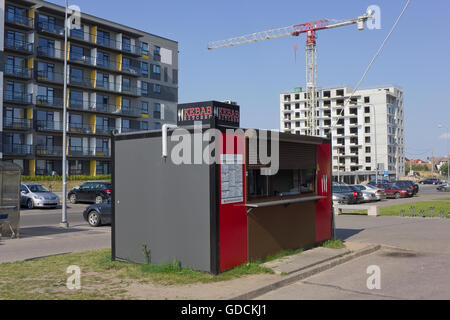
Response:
[[177, 101, 240, 128]]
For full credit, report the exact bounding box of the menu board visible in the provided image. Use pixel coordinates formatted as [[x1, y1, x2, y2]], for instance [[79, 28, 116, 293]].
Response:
[[220, 154, 244, 204]]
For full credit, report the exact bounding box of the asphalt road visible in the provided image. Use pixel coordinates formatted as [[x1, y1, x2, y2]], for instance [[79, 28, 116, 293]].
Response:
[[0, 202, 111, 263], [20, 203, 91, 228]]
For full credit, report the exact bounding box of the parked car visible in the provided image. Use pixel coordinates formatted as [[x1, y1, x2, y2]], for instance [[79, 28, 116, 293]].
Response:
[[20, 183, 60, 209], [351, 185, 380, 202], [83, 200, 111, 227], [332, 182, 360, 204], [347, 185, 367, 203], [419, 178, 443, 185], [360, 184, 386, 201], [437, 184, 450, 192], [68, 181, 111, 204], [393, 180, 419, 195], [370, 183, 409, 199]]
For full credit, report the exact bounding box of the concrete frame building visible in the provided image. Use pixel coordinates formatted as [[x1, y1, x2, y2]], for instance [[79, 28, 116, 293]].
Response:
[[0, 0, 178, 176], [280, 85, 405, 184]]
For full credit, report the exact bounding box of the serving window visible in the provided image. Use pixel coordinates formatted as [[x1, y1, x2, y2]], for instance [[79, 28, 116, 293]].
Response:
[[247, 168, 316, 202]]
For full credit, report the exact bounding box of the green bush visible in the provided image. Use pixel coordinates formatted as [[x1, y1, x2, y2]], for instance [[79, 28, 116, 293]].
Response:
[[22, 175, 111, 182]]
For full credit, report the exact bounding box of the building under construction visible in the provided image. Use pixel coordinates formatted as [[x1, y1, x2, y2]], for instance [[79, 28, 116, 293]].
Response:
[[280, 85, 405, 184]]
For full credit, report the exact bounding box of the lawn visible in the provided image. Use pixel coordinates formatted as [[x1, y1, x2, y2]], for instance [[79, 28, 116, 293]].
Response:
[[0, 249, 274, 300], [340, 201, 450, 217]]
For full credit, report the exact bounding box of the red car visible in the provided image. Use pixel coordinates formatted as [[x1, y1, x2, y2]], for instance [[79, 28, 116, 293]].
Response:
[[372, 183, 409, 199]]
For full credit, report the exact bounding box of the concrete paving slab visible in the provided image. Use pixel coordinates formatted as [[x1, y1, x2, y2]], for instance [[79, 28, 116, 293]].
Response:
[[264, 247, 350, 275]]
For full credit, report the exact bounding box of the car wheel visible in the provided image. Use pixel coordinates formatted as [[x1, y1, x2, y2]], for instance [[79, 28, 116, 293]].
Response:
[[27, 199, 34, 209], [88, 210, 101, 227], [95, 196, 104, 204], [394, 192, 401, 199], [69, 194, 77, 204]]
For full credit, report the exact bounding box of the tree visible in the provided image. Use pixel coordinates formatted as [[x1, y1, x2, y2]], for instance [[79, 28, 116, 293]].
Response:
[[440, 162, 449, 178]]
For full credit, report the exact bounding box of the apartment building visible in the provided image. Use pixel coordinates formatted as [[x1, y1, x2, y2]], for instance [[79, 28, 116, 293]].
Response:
[[0, 0, 178, 176], [280, 86, 405, 184]]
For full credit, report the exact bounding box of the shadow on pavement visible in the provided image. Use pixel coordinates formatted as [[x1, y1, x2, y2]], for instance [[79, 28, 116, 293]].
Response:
[[336, 228, 364, 241], [18, 226, 90, 238]]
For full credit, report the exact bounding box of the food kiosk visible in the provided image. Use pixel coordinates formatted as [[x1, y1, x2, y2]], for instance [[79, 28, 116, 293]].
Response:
[[112, 101, 332, 274]]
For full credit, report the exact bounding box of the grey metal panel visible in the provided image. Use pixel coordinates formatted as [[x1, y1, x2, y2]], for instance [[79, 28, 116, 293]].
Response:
[[148, 84, 178, 102], [114, 135, 212, 272]]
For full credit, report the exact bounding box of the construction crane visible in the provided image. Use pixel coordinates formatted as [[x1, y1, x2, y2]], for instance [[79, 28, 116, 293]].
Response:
[[208, 12, 373, 136]]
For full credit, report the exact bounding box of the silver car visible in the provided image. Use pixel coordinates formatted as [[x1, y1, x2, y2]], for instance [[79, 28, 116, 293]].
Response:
[[20, 183, 60, 209], [360, 184, 386, 201]]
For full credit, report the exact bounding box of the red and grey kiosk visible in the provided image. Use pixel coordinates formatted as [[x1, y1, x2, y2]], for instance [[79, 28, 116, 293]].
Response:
[[112, 101, 332, 274]]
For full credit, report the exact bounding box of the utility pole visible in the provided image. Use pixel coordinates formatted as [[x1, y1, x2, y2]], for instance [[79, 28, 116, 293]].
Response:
[[60, 0, 69, 228], [438, 124, 449, 183], [372, 104, 378, 184]]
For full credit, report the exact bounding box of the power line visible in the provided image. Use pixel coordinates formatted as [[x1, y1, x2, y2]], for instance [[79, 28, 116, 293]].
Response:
[[330, 0, 411, 128]]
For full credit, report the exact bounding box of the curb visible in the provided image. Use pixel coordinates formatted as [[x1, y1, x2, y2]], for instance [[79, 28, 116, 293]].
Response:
[[228, 244, 381, 300]]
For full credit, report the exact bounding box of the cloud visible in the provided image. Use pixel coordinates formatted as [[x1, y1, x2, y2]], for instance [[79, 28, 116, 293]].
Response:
[[439, 133, 450, 140]]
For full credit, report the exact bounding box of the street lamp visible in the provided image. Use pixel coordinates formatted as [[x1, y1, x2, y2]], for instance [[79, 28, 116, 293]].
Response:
[[438, 124, 450, 183], [60, 0, 69, 228]]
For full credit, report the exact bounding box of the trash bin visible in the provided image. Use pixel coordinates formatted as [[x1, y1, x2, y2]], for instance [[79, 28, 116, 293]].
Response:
[[0, 161, 21, 238]]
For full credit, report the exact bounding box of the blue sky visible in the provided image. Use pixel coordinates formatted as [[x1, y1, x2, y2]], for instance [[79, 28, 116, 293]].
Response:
[[51, 0, 450, 159]]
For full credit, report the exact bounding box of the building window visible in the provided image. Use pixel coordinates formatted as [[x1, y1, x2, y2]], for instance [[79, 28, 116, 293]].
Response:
[[96, 161, 110, 175], [141, 42, 149, 56], [97, 30, 110, 47], [122, 98, 131, 113], [122, 36, 131, 52], [97, 52, 110, 68], [366, 157, 372, 163], [141, 101, 149, 114], [364, 96, 370, 103], [122, 78, 131, 91], [152, 64, 161, 74], [140, 121, 148, 131], [366, 147, 371, 153], [141, 62, 149, 76], [365, 117, 370, 123], [365, 126, 371, 133], [153, 84, 161, 93], [365, 137, 371, 143], [70, 67, 83, 84], [153, 103, 161, 119], [154, 45, 160, 56], [141, 82, 149, 96], [365, 106, 370, 113]]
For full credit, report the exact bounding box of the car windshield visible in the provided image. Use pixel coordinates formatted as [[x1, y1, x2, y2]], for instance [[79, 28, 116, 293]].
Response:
[[28, 185, 50, 193]]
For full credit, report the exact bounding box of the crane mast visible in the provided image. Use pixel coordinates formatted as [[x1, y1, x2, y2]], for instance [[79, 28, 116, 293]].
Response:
[[208, 13, 372, 137]]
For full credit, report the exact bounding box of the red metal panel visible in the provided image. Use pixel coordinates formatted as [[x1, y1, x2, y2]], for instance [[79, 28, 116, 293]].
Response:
[[315, 143, 332, 242], [218, 132, 248, 272]]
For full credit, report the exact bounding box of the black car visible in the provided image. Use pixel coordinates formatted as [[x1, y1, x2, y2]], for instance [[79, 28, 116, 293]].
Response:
[[83, 200, 111, 227], [419, 178, 443, 185], [393, 180, 418, 195], [68, 181, 112, 204], [332, 182, 360, 204]]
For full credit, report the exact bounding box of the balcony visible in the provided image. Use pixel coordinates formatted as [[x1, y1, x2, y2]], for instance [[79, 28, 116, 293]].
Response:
[[36, 21, 65, 37], [93, 148, 111, 157], [37, 46, 64, 60], [69, 76, 95, 89], [4, 92, 32, 105], [5, 39, 34, 54], [36, 70, 65, 84], [36, 96, 64, 108], [69, 54, 95, 66], [93, 102, 120, 114], [122, 63, 142, 76], [35, 145, 63, 157], [4, 64, 33, 79], [3, 118, 32, 130], [35, 120, 63, 132], [121, 107, 143, 117], [95, 125, 117, 135], [120, 85, 141, 97], [69, 123, 94, 134], [3, 144, 33, 156], [96, 37, 141, 56], [68, 146, 94, 157], [5, 12, 34, 29]]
